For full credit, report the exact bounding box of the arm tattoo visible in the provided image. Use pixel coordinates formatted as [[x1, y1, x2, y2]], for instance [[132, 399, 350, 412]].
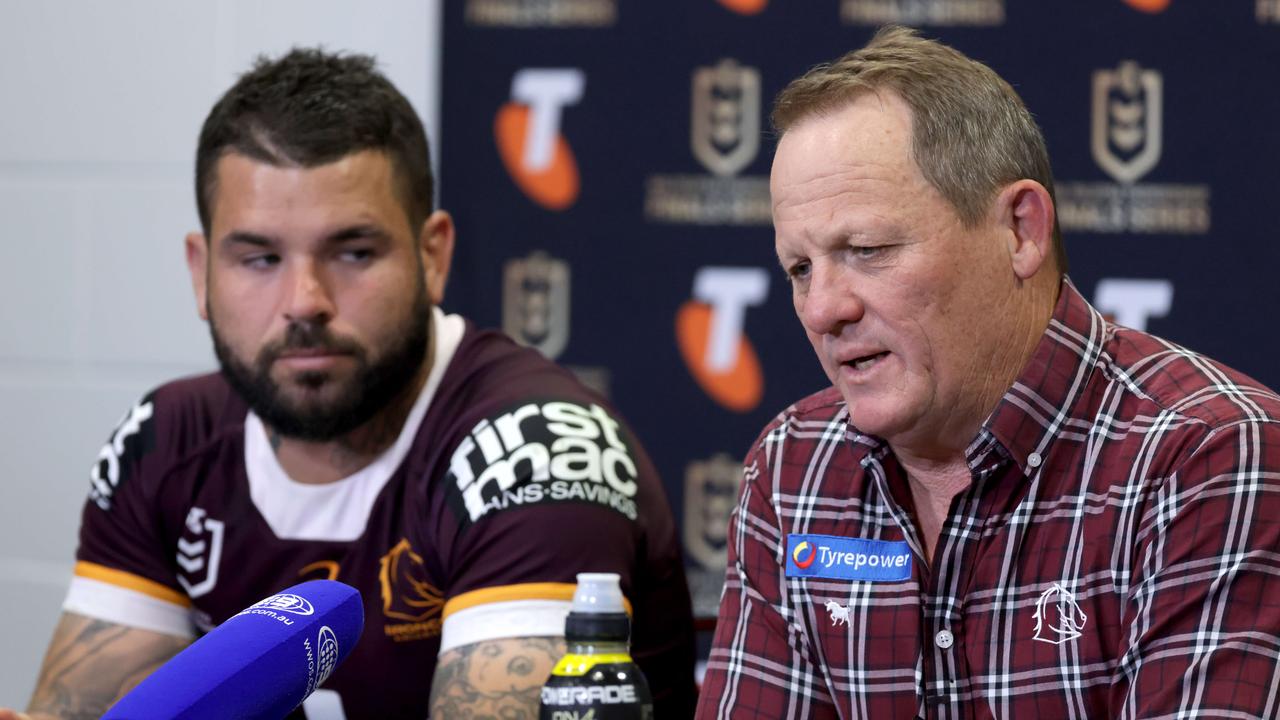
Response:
[[429, 636, 565, 720], [27, 613, 188, 720]]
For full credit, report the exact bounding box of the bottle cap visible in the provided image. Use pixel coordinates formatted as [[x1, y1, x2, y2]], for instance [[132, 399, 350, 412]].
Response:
[[571, 573, 626, 614], [565, 572, 630, 642]]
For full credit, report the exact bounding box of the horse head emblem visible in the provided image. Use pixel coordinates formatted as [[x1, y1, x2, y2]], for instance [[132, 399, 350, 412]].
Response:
[[1033, 582, 1087, 645]]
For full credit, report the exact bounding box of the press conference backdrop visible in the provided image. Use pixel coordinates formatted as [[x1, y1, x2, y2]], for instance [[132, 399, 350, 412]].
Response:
[[439, 0, 1280, 617]]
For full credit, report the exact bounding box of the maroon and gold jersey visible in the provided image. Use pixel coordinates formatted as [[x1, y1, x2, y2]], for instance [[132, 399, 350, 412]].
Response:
[[68, 310, 696, 718]]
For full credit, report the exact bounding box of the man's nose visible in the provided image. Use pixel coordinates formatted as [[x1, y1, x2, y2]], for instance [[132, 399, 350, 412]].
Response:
[[283, 259, 335, 324], [797, 266, 864, 337]]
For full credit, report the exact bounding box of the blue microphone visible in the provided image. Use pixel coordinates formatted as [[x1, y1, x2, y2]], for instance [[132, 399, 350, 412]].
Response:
[[103, 579, 364, 720]]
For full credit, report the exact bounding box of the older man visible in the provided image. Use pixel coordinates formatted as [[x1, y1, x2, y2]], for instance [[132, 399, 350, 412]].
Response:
[[698, 26, 1280, 719]]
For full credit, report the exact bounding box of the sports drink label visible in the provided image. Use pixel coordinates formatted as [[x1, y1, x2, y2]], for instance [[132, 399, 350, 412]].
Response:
[[539, 655, 653, 720], [786, 534, 912, 582]]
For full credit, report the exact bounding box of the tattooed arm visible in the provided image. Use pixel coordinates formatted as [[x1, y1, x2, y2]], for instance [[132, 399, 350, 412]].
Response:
[[429, 636, 565, 719], [15, 611, 189, 720]]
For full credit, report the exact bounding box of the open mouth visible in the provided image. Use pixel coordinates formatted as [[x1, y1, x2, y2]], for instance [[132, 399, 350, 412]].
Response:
[[844, 352, 888, 372]]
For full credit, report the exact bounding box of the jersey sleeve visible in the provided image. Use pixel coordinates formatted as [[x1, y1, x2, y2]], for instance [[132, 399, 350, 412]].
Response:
[[67, 390, 194, 638], [430, 394, 697, 712]]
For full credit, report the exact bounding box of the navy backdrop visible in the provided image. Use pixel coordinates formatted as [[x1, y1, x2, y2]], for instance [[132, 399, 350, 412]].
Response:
[[440, 0, 1280, 617]]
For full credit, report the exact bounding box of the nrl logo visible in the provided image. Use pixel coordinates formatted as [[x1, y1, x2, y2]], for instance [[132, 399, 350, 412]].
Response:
[[1033, 582, 1088, 645], [691, 59, 761, 177], [503, 251, 571, 360], [1091, 60, 1163, 185], [176, 506, 225, 599], [682, 453, 743, 570]]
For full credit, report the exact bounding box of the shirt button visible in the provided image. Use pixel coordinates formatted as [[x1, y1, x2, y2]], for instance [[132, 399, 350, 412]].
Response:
[[934, 629, 954, 649], [1027, 452, 1042, 468]]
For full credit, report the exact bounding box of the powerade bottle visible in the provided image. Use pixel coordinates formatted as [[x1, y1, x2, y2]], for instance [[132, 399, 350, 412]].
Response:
[[539, 573, 653, 720]]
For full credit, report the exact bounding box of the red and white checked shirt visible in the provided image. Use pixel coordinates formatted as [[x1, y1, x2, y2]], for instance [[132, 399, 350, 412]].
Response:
[[698, 281, 1280, 719]]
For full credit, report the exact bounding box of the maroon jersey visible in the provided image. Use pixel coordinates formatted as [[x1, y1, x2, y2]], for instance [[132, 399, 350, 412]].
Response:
[[69, 313, 695, 719]]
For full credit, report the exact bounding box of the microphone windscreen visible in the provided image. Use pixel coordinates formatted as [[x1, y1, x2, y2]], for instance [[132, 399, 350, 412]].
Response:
[[103, 579, 364, 720]]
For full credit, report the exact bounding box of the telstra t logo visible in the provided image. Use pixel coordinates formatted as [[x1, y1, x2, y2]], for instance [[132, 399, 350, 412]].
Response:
[[676, 267, 768, 413], [495, 68, 584, 211], [1123, 0, 1170, 12], [717, 0, 768, 14]]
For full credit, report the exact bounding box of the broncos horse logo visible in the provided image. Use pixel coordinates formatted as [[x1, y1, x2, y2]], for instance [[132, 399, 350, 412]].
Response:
[[1033, 582, 1087, 645]]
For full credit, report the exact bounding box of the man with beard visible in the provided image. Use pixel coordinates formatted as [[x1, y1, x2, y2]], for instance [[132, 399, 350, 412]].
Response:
[[5, 49, 695, 720]]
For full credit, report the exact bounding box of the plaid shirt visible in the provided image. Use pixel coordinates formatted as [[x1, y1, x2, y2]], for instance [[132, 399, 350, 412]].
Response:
[[698, 281, 1280, 719]]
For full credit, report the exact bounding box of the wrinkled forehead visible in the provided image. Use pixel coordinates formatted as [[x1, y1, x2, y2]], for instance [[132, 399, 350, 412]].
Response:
[[770, 97, 931, 231], [771, 91, 919, 189]]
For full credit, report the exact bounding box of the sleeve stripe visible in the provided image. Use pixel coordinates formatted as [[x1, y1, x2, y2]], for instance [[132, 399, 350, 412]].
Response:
[[440, 599, 571, 653], [74, 561, 190, 607], [63, 576, 195, 638], [442, 582, 633, 620]]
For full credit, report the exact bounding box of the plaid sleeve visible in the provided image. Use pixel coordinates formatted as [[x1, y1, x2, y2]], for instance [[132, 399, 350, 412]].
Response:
[[696, 429, 840, 720], [1114, 418, 1280, 716]]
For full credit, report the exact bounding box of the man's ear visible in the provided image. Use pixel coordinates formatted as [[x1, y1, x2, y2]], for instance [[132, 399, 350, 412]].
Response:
[[997, 179, 1056, 281], [419, 210, 456, 306], [185, 232, 210, 321]]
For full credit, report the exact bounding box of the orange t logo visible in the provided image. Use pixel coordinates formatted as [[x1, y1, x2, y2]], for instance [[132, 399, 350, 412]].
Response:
[[718, 0, 768, 14], [676, 267, 767, 412], [1123, 0, 1171, 12], [495, 68, 584, 210]]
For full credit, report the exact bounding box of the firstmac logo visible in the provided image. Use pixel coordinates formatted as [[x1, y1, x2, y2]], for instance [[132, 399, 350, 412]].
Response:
[[496, 68, 584, 210], [445, 400, 640, 525]]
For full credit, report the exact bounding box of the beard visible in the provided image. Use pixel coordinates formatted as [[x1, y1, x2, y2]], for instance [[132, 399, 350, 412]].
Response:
[[210, 291, 431, 443]]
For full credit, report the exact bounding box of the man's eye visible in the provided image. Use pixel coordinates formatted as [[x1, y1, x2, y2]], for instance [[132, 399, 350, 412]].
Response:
[[852, 245, 882, 259], [339, 248, 376, 263], [786, 261, 811, 281], [242, 254, 280, 269]]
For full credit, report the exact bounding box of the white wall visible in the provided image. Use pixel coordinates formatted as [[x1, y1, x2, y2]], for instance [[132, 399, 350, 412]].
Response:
[[0, 0, 442, 707]]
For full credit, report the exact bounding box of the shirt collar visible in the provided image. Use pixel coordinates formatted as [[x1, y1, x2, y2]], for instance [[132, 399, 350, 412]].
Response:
[[979, 278, 1110, 476]]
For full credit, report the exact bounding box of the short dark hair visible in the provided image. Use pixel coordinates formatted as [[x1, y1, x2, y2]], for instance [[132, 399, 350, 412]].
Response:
[[195, 47, 433, 235]]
